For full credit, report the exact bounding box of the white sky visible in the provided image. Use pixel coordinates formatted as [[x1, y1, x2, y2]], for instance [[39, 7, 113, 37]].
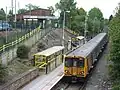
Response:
[[0, 0, 120, 19]]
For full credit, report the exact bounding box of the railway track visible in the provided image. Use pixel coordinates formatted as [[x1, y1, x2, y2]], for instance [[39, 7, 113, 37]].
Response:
[[52, 43, 107, 90], [52, 81, 86, 90], [52, 52, 105, 90]]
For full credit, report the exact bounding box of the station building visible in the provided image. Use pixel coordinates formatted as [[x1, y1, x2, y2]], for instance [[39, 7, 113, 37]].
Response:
[[14, 8, 58, 28]]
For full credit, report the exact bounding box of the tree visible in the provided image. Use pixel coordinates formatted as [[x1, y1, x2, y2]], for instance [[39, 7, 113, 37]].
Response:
[[17, 45, 30, 59], [0, 8, 6, 20], [71, 8, 86, 35], [109, 3, 120, 89], [8, 10, 13, 17], [115, 3, 120, 17], [88, 7, 103, 20], [18, 8, 27, 14], [0, 64, 8, 83], [88, 7, 104, 36], [47, 6, 55, 15], [55, 0, 77, 28], [25, 3, 39, 10], [109, 15, 113, 21]]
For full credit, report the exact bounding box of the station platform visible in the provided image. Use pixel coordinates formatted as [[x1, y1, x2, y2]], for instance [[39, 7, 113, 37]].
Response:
[[21, 64, 64, 90]]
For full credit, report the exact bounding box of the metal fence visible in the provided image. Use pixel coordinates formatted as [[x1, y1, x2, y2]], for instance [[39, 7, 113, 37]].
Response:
[[0, 20, 40, 47]]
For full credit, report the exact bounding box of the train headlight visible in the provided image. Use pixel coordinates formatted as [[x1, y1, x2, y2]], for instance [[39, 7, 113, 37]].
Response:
[[79, 71, 84, 75], [65, 70, 68, 73], [81, 71, 84, 74]]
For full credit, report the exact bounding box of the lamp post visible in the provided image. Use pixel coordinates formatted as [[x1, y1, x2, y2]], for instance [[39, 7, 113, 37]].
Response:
[[62, 11, 70, 46]]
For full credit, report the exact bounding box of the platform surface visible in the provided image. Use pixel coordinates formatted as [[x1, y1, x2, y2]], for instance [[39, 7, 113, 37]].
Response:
[[21, 64, 64, 90]]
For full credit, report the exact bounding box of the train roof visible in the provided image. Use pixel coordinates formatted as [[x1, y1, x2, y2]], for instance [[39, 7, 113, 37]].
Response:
[[34, 46, 64, 57], [67, 33, 107, 57]]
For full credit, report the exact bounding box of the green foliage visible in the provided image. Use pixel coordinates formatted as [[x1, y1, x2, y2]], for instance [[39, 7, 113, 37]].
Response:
[[17, 45, 30, 59], [55, 0, 104, 37], [0, 64, 8, 83], [55, 0, 76, 11], [109, 15, 113, 21], [17, 3, 39, 14], [109, 3, 120, 89], [47, 6, 55, 15], [0, 8, 6, 20], [25, 3, 39, 10], [88, 7, 103, 20], [115, 3, 120, 17], [104, 19, 109, 25], [55, 0, 76, 28], [88, 7, 104, 36], [18, 8, 27, 14], [37, 43, 45, 51]]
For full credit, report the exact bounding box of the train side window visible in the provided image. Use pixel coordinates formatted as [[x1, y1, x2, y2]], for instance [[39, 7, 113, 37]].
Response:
[[65, 58, 73, 67]]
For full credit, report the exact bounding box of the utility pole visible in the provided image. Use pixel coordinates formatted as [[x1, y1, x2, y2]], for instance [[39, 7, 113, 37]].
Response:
[[62, 11, 70, 46], [11, 0, 13, 15], [15, 0, 17, 39], [62, 11, 65, 46], [6, 7, 8, 43], [84, 15, 88, 43]]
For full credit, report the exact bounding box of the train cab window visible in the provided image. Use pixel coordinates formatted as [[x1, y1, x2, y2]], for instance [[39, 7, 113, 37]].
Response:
[[73, 60, 77, 67], [77, 58, 84, 67], [65, 58, 73, 67]]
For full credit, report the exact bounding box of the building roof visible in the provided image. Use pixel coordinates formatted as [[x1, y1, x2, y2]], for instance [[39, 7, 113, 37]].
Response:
[[23, 15, 58, 19], [34, 46, 64, 57], [17, 8, 51, 15]]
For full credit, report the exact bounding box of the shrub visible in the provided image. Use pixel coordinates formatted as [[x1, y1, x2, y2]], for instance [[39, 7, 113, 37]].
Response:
[[37, 43, 45, 51], [0, 64, 8, 83], [17, 45, 30, 59]]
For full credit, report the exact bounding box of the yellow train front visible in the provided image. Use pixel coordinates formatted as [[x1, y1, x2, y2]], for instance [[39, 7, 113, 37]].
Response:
[[64, 33, 108, 82], [64, 56, 87, 82]]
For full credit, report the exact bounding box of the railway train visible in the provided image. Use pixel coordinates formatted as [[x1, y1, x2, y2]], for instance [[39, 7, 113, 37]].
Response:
[[64, 33, 108, 82]]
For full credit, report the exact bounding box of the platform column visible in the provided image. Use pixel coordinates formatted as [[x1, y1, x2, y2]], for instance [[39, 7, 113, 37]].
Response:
[[55, 54, 57, 68], [46, 57, 48, 74]]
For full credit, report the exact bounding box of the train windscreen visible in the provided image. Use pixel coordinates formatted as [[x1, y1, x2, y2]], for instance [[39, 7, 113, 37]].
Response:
[[73, 58, 78, 67], [77, 58, 84, 67], [65, 58, 73, 67]]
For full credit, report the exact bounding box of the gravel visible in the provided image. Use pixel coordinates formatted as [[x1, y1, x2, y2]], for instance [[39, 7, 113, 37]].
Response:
[[85, 44, 112, 90]]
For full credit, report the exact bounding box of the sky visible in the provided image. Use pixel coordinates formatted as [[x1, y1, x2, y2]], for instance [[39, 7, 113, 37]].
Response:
[[0, 0, 120, 19]]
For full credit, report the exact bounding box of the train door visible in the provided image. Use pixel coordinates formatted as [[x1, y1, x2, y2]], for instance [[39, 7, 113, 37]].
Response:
[[72, 58, 78, 76]]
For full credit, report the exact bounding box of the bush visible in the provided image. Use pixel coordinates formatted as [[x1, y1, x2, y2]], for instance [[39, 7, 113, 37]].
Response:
[[37, 43, 45, 51], [0, 64, 8, 83], [17, 45, 30, 59]]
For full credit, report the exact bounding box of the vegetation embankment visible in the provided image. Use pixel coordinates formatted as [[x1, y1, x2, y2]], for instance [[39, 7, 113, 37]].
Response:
[[109, 3, 120, 89]]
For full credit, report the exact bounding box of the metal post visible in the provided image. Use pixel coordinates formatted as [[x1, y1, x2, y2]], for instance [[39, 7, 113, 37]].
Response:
[[6, 7, 8, 43], [84, 15, 88, 43], [62, 11, 65, 46], [15, 0, 17, 39], [11, 0, 13, 15]]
